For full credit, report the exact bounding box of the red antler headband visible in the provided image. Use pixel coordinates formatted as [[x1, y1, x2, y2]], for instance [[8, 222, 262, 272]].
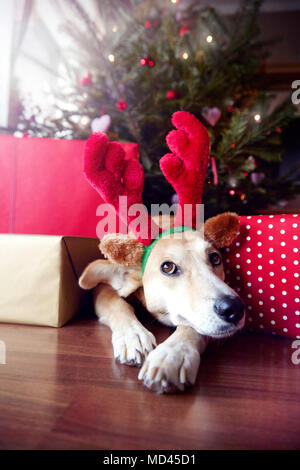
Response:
[[160, 110, 210, 228], [84, 132, 160, 246], [83, 111, 210, 265]]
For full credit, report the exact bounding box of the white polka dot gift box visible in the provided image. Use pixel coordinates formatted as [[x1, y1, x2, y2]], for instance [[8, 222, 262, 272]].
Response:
[[225, 214, 300, 339]]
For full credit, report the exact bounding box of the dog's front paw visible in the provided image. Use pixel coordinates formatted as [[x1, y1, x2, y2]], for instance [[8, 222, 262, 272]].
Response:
[[112, 323, 156, 367], [138, 340, 200, 394]]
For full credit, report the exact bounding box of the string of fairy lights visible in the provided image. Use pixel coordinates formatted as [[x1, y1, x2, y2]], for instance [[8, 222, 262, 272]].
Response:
[[20, 0, 262, 152], [96, 0, 262, 126]]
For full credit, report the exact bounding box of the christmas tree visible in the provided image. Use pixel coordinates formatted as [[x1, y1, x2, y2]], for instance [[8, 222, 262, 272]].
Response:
[[18, 0, 299, 217]]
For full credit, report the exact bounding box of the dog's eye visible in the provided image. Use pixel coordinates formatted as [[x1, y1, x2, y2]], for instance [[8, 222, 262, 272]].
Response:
[[209, 252, 222, 267], [160, 261, 180, 276]]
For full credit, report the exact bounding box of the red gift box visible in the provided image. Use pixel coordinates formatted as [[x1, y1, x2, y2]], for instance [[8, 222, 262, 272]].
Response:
[[0, 135, 139, 237], [226, 214, 300, 339]]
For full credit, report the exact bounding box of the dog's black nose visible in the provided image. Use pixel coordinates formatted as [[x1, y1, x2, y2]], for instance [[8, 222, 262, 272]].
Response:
[[214, 296, 245, 325]]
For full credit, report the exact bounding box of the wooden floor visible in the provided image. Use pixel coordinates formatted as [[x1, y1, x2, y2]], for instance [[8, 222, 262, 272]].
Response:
[[0, 312, 300, 450]]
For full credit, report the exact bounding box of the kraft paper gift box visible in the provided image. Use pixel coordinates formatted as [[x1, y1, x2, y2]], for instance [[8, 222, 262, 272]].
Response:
[[0, 235, 101, 327], [0, 135, 139, 237]]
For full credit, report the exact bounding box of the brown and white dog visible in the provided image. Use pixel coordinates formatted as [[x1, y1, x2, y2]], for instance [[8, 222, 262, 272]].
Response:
[[80, 112, 245, 393], [79, 212, 245, 394]]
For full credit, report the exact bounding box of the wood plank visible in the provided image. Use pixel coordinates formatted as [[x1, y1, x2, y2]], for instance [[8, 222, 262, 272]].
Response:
[[0, 315, 299, 449]]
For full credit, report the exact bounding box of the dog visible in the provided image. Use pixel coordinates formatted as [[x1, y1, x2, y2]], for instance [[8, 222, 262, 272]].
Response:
[[79, 111, 245, 393], [79, 212, 245, 394]]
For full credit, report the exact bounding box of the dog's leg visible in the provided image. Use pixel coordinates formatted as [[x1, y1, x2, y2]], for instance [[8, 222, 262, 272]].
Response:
[[94, 284, 156, 367], [138, 325, 208, 393]]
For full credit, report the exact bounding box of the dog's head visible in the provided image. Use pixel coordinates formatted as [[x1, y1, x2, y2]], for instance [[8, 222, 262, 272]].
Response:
[[142, 212, 245, 338], [79, 212, 245, 339]]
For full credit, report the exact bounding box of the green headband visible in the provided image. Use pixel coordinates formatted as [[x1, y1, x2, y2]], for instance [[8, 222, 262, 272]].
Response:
[[141, 226, 195, 275]]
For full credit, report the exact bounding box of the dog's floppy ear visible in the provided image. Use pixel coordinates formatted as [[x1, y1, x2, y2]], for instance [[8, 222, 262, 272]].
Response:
[[79, 259, 142, 297], [99, 233, 144, 267], [204, 212, 239, 248]]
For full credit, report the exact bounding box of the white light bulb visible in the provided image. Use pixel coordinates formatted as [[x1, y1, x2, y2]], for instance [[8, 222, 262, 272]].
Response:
[[182, 51, 189, 60], [206, 35, 213, 43], [80, 116, 89, 126], [108, 54, 115, 63], [170, 0, 177, 4], [254, 113, 261, 122], [112, 25, 118, 33]]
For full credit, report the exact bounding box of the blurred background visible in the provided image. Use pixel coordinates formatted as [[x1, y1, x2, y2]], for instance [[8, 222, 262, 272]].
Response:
[[1, 0, 300, 217]]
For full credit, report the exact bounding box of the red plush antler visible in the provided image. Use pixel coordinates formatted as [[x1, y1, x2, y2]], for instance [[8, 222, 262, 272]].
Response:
[[159, 111, 210, 228], [84, 132, 159, 246]]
